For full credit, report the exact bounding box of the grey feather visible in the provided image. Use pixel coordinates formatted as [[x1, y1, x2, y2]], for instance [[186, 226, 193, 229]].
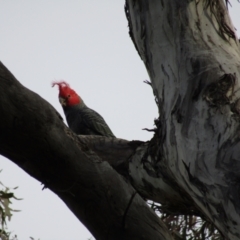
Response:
[[63, 104, 115, 137]]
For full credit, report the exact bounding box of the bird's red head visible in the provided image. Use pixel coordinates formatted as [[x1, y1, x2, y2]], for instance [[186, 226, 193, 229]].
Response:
[[52, 81, 81, 107]]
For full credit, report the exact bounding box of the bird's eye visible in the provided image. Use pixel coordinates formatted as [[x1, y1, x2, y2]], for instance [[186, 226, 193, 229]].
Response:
[[67, 94, 71, 98]]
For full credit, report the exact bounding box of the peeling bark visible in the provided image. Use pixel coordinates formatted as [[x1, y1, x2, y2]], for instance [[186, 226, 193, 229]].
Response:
[[126, 0, 240, 239]]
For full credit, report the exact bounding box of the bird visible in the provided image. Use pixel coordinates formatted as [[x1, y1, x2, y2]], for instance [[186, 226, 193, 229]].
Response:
[[52, 81, 115, 137]]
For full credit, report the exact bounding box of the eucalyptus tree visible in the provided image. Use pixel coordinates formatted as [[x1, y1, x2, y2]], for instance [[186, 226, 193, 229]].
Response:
[[0, 0, 239, 239]]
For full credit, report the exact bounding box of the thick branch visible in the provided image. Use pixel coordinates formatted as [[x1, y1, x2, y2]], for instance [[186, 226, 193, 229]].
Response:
[[0, 62, 173, 240], [79, 135, 195, 215]]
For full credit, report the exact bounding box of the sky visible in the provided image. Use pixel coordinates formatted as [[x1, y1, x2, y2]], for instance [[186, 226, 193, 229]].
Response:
[[0, 1, 240, 240]]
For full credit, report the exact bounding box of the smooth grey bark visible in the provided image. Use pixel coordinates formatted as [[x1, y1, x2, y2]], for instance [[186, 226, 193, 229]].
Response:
[[125, 0, 240, 239], [0, 62, 173, 240]]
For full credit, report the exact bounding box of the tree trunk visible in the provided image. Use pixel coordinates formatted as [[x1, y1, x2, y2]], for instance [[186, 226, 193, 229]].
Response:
[[126, 0, 240, 239], [1, 0, 240, 239]]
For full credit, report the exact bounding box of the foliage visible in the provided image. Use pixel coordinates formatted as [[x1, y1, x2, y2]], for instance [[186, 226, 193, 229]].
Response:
[[149, 201, 223, 240], [0, 171, 20, 240]]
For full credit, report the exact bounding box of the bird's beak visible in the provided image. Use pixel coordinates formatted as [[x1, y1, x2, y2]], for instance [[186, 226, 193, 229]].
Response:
[[59, 97, 67, 106]]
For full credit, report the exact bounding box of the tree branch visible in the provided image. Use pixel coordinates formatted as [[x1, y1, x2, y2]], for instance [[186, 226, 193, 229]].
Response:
[[0, 61, 175, 239]]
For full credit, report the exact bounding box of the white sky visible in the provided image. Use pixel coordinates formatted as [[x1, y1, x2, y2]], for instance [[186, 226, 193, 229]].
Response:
[[0, 1, 240, 240]]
